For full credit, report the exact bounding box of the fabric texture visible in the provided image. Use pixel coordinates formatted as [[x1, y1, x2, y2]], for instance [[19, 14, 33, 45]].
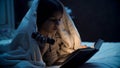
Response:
[[0, 0, 83, 67]]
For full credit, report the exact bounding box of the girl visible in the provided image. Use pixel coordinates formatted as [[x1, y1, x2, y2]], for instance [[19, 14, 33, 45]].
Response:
[[0, 0, 87, 67]]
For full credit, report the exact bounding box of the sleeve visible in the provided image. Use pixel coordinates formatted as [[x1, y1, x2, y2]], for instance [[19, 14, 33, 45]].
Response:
[[0, 32, 46, 68]]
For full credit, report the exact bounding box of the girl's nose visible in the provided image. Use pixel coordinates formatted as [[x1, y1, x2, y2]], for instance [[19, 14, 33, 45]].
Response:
[[55, 21, 59, 25], [55, 20, 61, 25]]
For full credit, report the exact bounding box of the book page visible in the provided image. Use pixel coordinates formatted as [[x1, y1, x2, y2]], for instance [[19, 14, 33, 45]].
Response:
[[94, 39, 104, 50]]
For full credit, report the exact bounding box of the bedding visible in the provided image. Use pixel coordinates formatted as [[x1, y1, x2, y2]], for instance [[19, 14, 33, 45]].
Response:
[[0, 40, 120, 68], [80, 42, 120, 68], [47, 42, 120, 68]]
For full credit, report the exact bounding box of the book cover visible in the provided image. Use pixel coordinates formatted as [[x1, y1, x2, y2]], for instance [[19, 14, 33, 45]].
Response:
[[60, 39, 104, 68]]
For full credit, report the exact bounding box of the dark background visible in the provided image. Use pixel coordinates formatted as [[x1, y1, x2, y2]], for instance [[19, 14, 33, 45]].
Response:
[[14, 0, 120, 42]]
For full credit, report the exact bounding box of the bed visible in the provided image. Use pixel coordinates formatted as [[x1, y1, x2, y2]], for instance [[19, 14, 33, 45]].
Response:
[[80, 42, 120, 68], [47, 42, 120, 68], [0, 40, 120, 68]]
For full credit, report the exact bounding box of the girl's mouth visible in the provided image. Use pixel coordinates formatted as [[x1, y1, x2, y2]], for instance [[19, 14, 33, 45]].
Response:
[[53, 26, 57, 30]]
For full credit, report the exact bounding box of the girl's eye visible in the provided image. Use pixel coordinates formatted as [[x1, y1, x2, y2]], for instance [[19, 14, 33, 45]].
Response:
[[50, 19, 60, 22], [51, 19, 57, 22]]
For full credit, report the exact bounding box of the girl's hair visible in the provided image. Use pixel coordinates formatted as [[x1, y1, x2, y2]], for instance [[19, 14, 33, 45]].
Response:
[[37, 0, 63, 31]]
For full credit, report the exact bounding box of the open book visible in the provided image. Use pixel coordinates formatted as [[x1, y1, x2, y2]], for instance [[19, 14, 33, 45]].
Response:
[[60, 39, 104, 68]]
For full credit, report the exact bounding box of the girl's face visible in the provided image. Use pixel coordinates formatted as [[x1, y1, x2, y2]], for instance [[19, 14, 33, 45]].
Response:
[[41, 12, 63, 33]]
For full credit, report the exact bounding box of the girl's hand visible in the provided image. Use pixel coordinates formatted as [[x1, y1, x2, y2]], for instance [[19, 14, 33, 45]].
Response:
[[80, 45, 88, 48]]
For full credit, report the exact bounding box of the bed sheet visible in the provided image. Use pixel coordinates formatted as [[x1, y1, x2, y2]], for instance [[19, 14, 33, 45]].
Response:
[[0, 40, 120, 68], [79, 42, 120, 68]]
